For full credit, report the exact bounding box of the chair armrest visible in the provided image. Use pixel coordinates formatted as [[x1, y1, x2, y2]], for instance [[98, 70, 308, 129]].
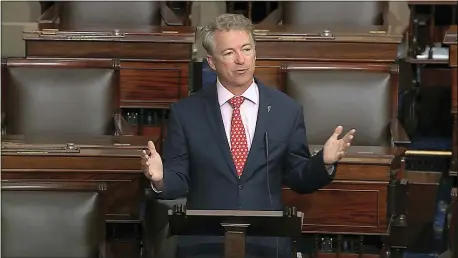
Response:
[[113, 113, 135, 136], [390, 118, 411, 147], [37, 3, 60, 30]]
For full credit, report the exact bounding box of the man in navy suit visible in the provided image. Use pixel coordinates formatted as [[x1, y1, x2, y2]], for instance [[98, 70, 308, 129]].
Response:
[[142, 13, 356, 258]]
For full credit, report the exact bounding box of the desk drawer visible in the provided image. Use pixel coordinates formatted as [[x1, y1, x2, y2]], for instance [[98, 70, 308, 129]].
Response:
[[282, 181, 389, 234]]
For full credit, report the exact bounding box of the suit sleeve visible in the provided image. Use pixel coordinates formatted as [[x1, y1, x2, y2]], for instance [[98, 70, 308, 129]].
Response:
[[154, 103, 190, 199], [282, 105, 335, 194]]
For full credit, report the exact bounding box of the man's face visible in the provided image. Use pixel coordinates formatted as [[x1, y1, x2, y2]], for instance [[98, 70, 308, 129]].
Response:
[[207, 29, 256, 90]]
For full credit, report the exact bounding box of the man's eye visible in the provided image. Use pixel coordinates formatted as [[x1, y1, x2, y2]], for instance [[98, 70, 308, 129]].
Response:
[[243, 48, 252, 52]]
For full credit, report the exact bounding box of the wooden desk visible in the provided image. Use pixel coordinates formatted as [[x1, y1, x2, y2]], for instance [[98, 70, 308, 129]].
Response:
[[444, 25, 457, 173], [1, 134, 156, 222], [252, 25, 405, 89], [282, 146, 405, 235]]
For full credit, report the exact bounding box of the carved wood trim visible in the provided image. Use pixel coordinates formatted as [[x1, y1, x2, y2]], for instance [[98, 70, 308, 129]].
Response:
[[4, 57, 116, 69], [1, 180, 107, 191]]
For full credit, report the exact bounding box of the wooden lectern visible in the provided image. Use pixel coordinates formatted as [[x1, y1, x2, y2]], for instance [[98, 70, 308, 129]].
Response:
[[168, 205, 303, 258]]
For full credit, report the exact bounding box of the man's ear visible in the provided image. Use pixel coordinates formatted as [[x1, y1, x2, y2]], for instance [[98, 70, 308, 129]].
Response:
[[206, 54, 216, 71]]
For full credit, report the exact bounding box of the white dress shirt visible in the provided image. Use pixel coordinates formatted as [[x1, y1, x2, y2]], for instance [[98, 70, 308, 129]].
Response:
[[151, 78, 333, 192], [217, 78, 258, 150]]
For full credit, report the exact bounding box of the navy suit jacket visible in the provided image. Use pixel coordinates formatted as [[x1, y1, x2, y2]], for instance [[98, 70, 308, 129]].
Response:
[[155, 80, 335, 257]]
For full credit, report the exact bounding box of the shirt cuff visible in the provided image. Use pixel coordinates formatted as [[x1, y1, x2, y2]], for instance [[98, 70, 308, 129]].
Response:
[[151, 182, 162, 193], [326, 165, 335, 175]]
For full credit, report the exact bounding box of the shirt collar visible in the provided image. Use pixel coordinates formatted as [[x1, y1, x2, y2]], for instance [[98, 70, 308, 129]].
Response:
[[216, 77, 258, 107]]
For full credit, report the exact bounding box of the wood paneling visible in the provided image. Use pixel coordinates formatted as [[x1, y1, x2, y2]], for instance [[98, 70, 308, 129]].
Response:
[[119, 61, 189, 108], [283, 181, 388, 234]]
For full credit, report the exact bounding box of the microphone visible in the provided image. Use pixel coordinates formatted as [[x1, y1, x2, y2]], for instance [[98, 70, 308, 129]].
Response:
[[265, 131, 278, 258], [266, 107, 278, 258], [265, 132, 273, 209]]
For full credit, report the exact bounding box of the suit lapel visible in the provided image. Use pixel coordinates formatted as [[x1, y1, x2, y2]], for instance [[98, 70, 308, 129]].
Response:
[[240, 81, 271, 181], [202, 84, 238, 177]]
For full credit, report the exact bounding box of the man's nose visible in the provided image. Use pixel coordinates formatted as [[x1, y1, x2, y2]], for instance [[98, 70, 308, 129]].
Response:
[[234, 52, 245, 64]]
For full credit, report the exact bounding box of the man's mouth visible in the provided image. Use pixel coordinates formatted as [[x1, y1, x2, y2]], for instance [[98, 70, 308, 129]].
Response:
[[235, 69, 248, 74]]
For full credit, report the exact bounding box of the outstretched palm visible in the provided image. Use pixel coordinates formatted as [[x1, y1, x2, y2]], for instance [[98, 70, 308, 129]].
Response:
[[141, 141, 164, 182], [323, 126, 356, 164]]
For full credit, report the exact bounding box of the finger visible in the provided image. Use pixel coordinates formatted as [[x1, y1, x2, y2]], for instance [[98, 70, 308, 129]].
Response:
[[148, 141, 157, 154], [339, 151, 346, 158], [141, 155, 149, 165], [141, 150, 151, 162], [342, 129, 356, 143], [339, 141, 351, 152], [140, 158, 149, 168], [332, 126, 343, 139], [141, 150, 149, 158]]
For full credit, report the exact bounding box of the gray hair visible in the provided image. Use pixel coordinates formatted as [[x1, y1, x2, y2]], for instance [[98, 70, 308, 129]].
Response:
[[201, 13, 255, 55]]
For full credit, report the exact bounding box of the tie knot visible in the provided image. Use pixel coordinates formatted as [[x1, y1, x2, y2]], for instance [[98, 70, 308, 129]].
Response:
[[229, 96, 245, 109]]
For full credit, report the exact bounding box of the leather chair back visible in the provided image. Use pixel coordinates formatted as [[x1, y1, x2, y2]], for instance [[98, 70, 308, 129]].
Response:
[[1, 182, 105, 258], [59, 1, 162, 29], [3, 59, 117, 136], [282, 1, 387, 26], [283, 64, 397, 146]]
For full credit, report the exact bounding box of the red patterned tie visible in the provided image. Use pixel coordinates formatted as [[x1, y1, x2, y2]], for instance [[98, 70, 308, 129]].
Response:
[[229, 96, 249, 177]]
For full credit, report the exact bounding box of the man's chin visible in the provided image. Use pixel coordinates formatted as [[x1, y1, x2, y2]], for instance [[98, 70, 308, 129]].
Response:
[[234, 76, 253, 87]]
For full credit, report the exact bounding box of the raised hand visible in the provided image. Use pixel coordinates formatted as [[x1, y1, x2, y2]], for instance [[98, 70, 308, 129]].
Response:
[[141, 141, 164, 182], [322, 126, 356, 165]]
